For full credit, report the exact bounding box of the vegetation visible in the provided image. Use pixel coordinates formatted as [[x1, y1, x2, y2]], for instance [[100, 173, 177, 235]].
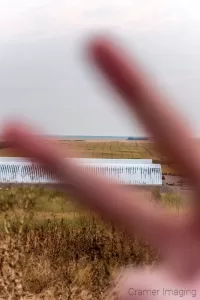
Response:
[[0, 140, 186, 298], [0, 140, 182, 175], [0, 185, 184, 299]]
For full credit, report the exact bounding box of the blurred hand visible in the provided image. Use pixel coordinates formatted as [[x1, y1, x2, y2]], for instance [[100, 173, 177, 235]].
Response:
[[2, 36, 200, 299]]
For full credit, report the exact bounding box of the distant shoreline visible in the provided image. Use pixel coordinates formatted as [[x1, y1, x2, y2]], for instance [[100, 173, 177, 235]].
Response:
[[45, 135, 155, 141]]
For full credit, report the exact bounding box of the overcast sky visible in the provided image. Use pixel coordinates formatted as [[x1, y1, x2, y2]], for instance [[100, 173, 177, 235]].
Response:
[[0, 0, 200, 136]]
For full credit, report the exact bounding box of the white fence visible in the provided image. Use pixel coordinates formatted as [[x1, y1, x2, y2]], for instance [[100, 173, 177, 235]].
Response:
[[0, 157, 162, 186]]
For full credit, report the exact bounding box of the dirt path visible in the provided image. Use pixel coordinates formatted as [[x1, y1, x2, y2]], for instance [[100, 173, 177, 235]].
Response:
[[161, 175, 191, 194]]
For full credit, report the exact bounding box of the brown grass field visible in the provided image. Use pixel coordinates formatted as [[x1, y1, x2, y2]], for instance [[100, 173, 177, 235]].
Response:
[[0, 139, 182, 175], [0, 140, 188, 299]]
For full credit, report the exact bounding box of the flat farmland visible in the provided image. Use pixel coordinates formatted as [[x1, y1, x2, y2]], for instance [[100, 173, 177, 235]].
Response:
[[0, 139, 179, 174]]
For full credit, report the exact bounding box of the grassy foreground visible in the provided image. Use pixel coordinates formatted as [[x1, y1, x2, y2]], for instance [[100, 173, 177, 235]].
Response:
[[0, 186, 184, 299]]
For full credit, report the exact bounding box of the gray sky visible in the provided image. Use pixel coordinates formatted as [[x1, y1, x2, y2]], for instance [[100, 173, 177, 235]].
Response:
[[0, 0, 200, 136]]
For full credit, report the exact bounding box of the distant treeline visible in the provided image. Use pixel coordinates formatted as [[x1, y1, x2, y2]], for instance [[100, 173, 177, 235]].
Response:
[[126, 137, 154, 141]]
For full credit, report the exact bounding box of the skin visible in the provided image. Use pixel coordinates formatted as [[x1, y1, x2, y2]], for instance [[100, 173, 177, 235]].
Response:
[[1, 36, 200, 299]]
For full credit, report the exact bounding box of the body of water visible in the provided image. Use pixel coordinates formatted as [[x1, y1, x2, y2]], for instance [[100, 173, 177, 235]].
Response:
[[45, 135, 151, 140]]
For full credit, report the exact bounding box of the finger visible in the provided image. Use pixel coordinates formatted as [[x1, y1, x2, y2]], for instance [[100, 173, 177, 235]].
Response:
[[2, 121, 181, 255], [0, 140, 11, 149], [88, 37, 200, 192]]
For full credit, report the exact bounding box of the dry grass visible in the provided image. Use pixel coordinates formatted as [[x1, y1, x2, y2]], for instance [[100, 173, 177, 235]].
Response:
[[0, 186, 184, 299], [0, 139, 182, 175], [0, 139, 187, 298]]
